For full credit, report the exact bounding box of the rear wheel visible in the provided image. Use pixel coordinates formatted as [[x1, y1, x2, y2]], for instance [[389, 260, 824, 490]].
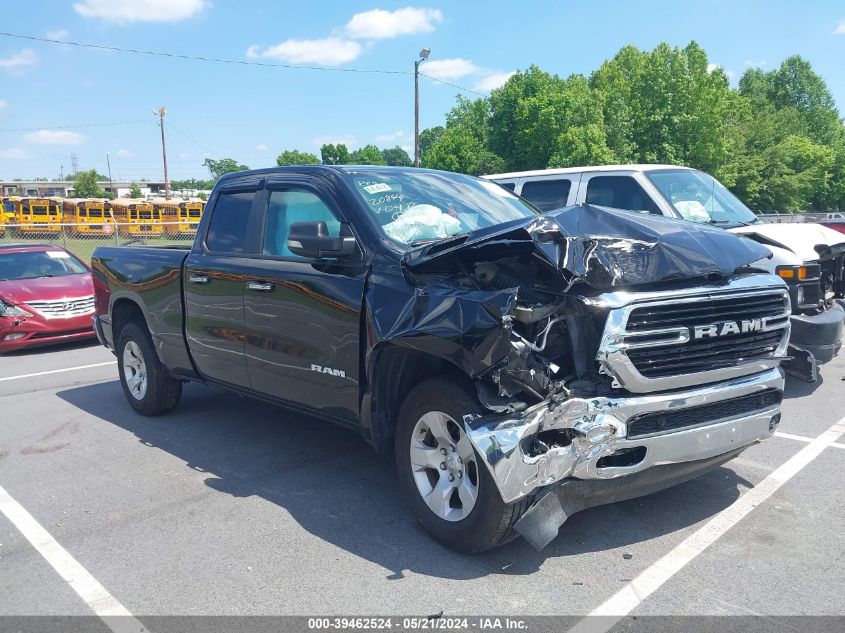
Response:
[[116, 322, 182, 416], [394, 379, 532, 553]]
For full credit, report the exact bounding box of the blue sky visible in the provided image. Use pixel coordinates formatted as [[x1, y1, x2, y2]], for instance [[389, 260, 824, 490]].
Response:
[[1, 0, 844, 181]]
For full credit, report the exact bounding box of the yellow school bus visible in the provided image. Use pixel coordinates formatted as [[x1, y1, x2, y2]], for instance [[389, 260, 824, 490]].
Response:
[[106, 199, 164, 237], [1, 196, 19, 223], [62, 198, 115, 236], [13, 197, 62, 235], [152, 198, 204, 238]]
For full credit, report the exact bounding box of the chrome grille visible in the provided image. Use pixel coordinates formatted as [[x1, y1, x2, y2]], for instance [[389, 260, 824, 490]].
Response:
[[25, 296, 95, 318], [596, 279, 791, 393]]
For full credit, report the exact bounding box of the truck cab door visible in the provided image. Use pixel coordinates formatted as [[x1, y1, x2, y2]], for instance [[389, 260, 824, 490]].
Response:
[[183, 179, 263, 389], [241, 179, 365, 422]]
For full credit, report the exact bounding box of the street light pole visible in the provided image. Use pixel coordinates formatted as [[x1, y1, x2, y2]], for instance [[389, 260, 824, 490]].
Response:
[[414, 48, 431, 168]]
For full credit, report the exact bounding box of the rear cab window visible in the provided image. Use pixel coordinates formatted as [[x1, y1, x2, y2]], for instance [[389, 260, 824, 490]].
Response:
[[205, 190, 256, 254], [520, 179, 572, 211]]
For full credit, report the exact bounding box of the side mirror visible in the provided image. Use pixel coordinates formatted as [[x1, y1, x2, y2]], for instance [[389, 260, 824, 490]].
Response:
[[287, 221, 357, 259]]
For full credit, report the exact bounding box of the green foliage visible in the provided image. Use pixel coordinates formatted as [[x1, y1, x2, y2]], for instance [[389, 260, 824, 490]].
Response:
[[320, 143, 350, 165], [128, 182, 142, 198], [171, 177, 214, 191], [417, 42, 845, 211], [349, 144, 387, 165], [72, 169, 106, 198], [381, 146, 413, 167], [197, 192, 208, 201], [203, 158, 249, 181], [275, 150, 320, 166]]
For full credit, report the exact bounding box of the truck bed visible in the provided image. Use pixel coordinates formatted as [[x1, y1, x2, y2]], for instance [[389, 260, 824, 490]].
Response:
[[92, 244, 193, 375]]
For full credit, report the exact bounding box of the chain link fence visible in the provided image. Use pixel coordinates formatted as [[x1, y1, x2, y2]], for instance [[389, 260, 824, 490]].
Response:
[[0, 222, 196, 263]]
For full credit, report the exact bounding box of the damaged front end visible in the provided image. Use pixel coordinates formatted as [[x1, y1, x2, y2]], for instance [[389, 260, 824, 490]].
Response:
[[397, 205, 789, 548]]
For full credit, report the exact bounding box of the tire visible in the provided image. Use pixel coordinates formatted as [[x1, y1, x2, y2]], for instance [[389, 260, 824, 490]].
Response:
[[116, 321, 182, 416], [394, 378, 532, 553]]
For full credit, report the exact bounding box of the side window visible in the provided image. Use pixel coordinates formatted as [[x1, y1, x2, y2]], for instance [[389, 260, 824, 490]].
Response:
[[498, 182, 516, 192], [585, 176, 659, 214], [520, 179, 572, 211], [262, 189, 341, 258], [205, 190, 255, 253]]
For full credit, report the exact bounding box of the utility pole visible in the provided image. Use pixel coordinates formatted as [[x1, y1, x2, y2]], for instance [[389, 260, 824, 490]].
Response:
[[60, 165, 64, 180], [414, 48, 431, 168], [106, 153, 113, 198], [154, 106, 171, 200]]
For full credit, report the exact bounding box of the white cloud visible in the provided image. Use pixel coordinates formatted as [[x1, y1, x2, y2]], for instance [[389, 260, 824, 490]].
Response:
[[375, 130, 410, 143], [247, 38, 362, 66], [834, 20, 845, 34], [73, 0, 209, 23], [473, 71, 516, 92], [0, 148, 28, 160], [707, 63, 734, 79], [0, 98, 7, 110], [46, 29, 69, 40], [256, 144, 268, 151], [421, 58, 479, 80], [0, 49, 37, 71], [24, 129, 85, 145], [345, 7, 443, 39], [115, 148, 135, 157]]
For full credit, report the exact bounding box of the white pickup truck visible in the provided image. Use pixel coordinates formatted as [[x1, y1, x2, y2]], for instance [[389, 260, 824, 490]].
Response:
[[486, 165, 845, 381]]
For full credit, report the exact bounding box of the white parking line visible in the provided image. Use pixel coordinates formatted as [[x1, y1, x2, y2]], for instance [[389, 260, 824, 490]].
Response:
[[0, 483, 146, 633], [569, 417, 845, 633], [776, 430, 845, 450], [0, 361, 116, 383]]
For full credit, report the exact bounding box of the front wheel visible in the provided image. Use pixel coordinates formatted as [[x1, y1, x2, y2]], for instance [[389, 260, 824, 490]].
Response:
[[394, 379, 532, 553], [116, 322, 182, 416]]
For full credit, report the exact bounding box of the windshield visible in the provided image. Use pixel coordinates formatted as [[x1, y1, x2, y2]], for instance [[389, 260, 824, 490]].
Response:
[[342, 169, 538, 247], [0, 250, 88, 280], [646, 169, 760, 227]]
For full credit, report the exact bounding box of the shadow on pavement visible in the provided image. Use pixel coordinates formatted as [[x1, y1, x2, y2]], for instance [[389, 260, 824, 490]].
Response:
[[0, 337, 100, 357], [783, 373, 824, 400], [58, 380, 751, 579]]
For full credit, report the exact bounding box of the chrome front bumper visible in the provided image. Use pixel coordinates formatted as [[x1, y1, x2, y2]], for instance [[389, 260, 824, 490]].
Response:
[[463, 367, 784, 504]]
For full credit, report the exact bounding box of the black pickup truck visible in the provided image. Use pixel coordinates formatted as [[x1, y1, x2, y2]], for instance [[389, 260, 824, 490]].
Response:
[[92, 166, 790, 552]]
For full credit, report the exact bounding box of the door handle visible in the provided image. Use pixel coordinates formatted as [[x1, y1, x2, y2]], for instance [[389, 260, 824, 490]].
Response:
[[247, 281, 275, 292], [188, 274, 210, 284]]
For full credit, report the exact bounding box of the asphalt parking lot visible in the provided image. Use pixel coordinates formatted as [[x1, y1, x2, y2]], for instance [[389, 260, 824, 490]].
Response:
[[0, 340, 843, 625]]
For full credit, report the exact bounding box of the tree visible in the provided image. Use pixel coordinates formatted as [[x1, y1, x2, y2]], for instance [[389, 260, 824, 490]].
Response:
[[320, 143, 350, 165], [72, 169, 105, 198], [348, 145, 387, 165], [129, 182, 142, 198], [276, 150, 320, 166], [381, 146, 412, 166], [203, 158, 249, 181], [419, 126, 445, 164], [171, 177, 214, 191]]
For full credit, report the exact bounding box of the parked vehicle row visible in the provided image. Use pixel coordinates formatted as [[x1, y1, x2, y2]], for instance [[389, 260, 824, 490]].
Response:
[[0, 243, 96, 352], [91, 165, 790, 553], [0, 196, 204, 238], [486, 165, 845, 382]]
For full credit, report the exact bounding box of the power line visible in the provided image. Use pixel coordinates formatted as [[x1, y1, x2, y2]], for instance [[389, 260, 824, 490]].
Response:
[[0, 119, 152, 132], [0, 31, 488, 96]]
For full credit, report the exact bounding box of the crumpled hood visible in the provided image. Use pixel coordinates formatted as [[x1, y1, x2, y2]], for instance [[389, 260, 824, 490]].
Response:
[[731, 223, 845, 262], [0, 273, 93, 305], [404, 204, 772, 290]]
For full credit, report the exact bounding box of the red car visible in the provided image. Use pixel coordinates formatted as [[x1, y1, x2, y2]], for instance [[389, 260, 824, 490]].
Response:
[[0, 243, 96, 353]]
